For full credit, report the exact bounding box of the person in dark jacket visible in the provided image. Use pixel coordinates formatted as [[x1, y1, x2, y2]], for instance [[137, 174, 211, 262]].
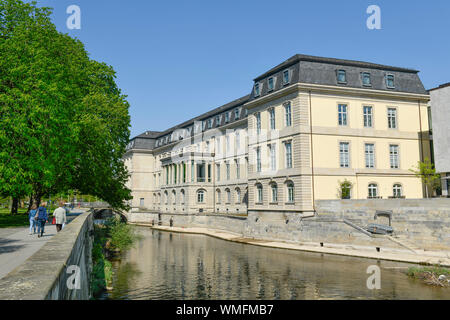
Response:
[[36, 202, 48, 238]]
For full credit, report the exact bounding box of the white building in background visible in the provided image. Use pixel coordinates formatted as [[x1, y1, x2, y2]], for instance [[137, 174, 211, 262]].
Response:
[[429, 83, 450, 197]]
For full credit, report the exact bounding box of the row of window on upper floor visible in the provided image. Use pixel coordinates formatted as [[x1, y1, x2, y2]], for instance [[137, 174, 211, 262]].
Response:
[[336, 70, 395, 88], [155, 107, 247, 148], [338, 104, 398, 129], [254, 101, 292, 132], [254, 69, 291, 97], [253, 69, 396, 98]]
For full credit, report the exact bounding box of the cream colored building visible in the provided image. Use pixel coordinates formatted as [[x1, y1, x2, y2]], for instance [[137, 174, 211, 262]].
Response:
[[124, 55, 431, 215]]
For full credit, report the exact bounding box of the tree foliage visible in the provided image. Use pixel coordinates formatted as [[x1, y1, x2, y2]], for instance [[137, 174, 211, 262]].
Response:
[[409, 157, 441, 198], [0, 0, 131, 211]]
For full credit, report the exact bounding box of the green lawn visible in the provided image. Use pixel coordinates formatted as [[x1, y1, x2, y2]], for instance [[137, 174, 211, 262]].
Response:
[[0, 208, 29, 228]]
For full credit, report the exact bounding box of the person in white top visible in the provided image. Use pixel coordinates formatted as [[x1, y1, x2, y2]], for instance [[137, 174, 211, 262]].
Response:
[[53, 202, 67, 232]]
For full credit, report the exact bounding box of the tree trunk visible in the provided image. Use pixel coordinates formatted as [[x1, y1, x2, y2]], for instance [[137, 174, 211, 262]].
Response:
[[11, 197, 19, 215]]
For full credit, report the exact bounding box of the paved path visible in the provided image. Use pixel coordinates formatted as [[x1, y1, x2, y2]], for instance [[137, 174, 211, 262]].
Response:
[[0, 210, 86, 280]]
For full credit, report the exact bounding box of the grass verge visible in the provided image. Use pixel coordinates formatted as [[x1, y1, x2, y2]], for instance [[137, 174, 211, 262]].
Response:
[[407, 266, 450, 287]]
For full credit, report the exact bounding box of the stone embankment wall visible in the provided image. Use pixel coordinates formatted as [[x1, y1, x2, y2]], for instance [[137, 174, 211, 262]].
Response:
[[0, 212, 94, 300], [128, 199, 450, 252]]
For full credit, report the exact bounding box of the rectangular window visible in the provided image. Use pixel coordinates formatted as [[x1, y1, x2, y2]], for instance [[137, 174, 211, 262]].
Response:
[[386, 74, 395, 88], [337, 70, 347, 83], [268, 77, 274, 91], [256, 112, 261, 135], [257, 186, 263, 203], [225, 112, 230, 123], [226, 162, 230, 180], [363, 106, 373, 128], [388, 108, 397, 129], [285, 142, 292, 169], [226, 135, 230, 153], [339, 142, 350, 168], [207, 164, 211, 182], [235, 131, 240, 152], [236, 160, 240, 179], [215, 136, 221, 154], [256, 147, 261, 172], [269, 144, 276, 171], [254, 83, 260, 97], [269, 108, 275, 130], [390, 145, 399, 169], [216, 163, 220, 181], [338, 104, 348, 126], [215, 115, 220, 127], [140, 198, 145, 207], [197, 163, 205, 182], [365, 144, 375, 168], [191, 160, 194, 182], [283, 70, 289, 85], [284, 102, 292, 127], [207, 118, 212, 129], [362, 72, 371, 86], [234, 108, 240, 120]]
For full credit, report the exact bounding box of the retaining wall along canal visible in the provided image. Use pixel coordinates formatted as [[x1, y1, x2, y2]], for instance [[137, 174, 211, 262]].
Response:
[[0, 211, 94, 300], [127, 199, 450, 254]]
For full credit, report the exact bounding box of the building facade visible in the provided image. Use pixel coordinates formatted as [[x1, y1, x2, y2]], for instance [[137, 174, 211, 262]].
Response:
[[124, 55, 431, 215], [429, 83, 450, 197]]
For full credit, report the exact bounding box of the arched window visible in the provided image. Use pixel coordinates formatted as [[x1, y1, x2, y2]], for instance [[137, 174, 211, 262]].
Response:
[[256, 184, 263, 204], [393, 184, 403, 198], [216, 189, 221, 204], [236, 188, 241, 204], [225, 188, 231, 203], [180, 189, 185, 204], [197, 189, 205, 203], [270, 183, 278, 203], [172, 190, 176, 204], [368, 183, 378, 198], [286, 181, 294, 203]]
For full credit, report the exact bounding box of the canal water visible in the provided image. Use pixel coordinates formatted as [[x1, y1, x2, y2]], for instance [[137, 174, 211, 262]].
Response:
[[105, 227, 449, 300]]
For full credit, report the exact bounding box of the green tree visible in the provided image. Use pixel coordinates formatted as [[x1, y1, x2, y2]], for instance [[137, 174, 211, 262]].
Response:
[[0, 0, 131, 213], [337, 179, 353, 199], [409, 157, 441, 198]]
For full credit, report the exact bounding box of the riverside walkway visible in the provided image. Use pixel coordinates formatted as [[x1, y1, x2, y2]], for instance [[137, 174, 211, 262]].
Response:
[[0, 209, 87, 280]]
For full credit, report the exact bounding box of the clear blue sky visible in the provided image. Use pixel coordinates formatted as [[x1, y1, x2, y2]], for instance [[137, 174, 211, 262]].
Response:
[[36, 0, 450, 137]]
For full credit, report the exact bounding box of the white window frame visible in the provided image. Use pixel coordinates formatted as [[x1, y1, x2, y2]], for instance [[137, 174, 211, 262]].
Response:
[[339, 142, 350, 168], [365, 143, 375, 168], [284, 102, 292, 127]]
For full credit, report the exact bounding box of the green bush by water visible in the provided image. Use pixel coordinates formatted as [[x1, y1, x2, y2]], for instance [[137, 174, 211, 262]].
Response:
[[90, 217, 140, 298]]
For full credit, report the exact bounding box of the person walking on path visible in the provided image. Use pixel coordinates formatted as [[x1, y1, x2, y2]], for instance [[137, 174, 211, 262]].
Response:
[[28, 205, 38, 235], [53, 202, 67, 232], [36, 203, 48, 238]]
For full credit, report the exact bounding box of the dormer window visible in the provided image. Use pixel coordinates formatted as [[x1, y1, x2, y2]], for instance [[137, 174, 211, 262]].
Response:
[[225, 112, 230, 123], [215, 115, 220, 127], [268, 77, 274, 91], [207, 118, 212, 129], [337, 70, 347, 84], [386, 74, 395, 88], [234, 108, 240, 120], [254, 83, 260, 97], [362, 72, 371, 86], [283, 69, 290, 85]]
